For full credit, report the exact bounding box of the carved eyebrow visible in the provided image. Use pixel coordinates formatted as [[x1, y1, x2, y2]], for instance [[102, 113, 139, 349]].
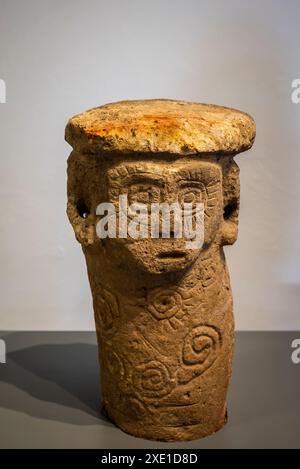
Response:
[[176, 170, 203, 180], [176, 170, 221, 185], [122, 173, 164, 187], [177, 179, 205, 186]]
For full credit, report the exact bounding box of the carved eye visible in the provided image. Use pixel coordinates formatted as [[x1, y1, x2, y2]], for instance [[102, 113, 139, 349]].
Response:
[[135, 189, 150, 204], [128, 184, 160, 205], [178, 187, 204, 207]]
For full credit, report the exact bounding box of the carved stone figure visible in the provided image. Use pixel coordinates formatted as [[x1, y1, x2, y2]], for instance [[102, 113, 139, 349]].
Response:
[[65, 99, 255, 441]]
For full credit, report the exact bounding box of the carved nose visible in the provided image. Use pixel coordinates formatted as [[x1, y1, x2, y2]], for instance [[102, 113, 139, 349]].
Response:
[[159, 225, 176, 237], [158, 215, 179, 237]]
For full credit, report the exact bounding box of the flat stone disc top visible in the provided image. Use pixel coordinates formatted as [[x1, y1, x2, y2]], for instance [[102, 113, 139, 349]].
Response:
[[65, 99, 256, 155]]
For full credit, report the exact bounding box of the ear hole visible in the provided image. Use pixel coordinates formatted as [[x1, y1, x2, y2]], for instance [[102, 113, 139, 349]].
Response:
[[223, 200, 238, 220], [76, 199, 90, 219]]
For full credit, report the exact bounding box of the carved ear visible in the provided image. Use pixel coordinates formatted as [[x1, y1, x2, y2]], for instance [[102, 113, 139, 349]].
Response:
[[67, 197, 96, 246], [66, 152, 96, 246], [220, 159, 240, 245]]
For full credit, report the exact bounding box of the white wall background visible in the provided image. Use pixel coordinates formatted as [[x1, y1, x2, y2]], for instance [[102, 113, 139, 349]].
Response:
[[1, 0, 300, 330]]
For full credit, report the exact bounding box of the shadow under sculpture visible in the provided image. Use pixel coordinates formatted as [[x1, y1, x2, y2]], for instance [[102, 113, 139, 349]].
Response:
[[65, 99, 256, 441]]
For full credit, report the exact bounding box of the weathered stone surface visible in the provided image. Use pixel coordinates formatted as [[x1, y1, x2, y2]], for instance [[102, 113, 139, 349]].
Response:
[[65, 99, 256, 155], [66, 99, 255, 441]]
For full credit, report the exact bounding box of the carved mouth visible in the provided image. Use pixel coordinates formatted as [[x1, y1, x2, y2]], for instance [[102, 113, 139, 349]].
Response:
[[158, 251, 186, 261]]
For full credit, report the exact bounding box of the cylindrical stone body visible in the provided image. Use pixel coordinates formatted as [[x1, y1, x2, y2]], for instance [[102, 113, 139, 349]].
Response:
[[66, 100, 255, 441]]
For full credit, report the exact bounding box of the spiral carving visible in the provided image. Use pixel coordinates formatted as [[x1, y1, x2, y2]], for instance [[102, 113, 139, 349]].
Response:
[[148, 287, 183, 320], [147, 286, 196, 330], [132, 360, 174, 400], [177, 325, 221, 384], [95, 286, 120, 335]]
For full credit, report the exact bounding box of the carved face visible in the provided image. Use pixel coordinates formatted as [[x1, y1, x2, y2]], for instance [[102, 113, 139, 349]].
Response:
[[106, 160, 224, 274]]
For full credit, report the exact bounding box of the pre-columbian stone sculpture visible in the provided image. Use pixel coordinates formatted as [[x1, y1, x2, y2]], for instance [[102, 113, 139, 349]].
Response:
[[65, 99, 255, 441]]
